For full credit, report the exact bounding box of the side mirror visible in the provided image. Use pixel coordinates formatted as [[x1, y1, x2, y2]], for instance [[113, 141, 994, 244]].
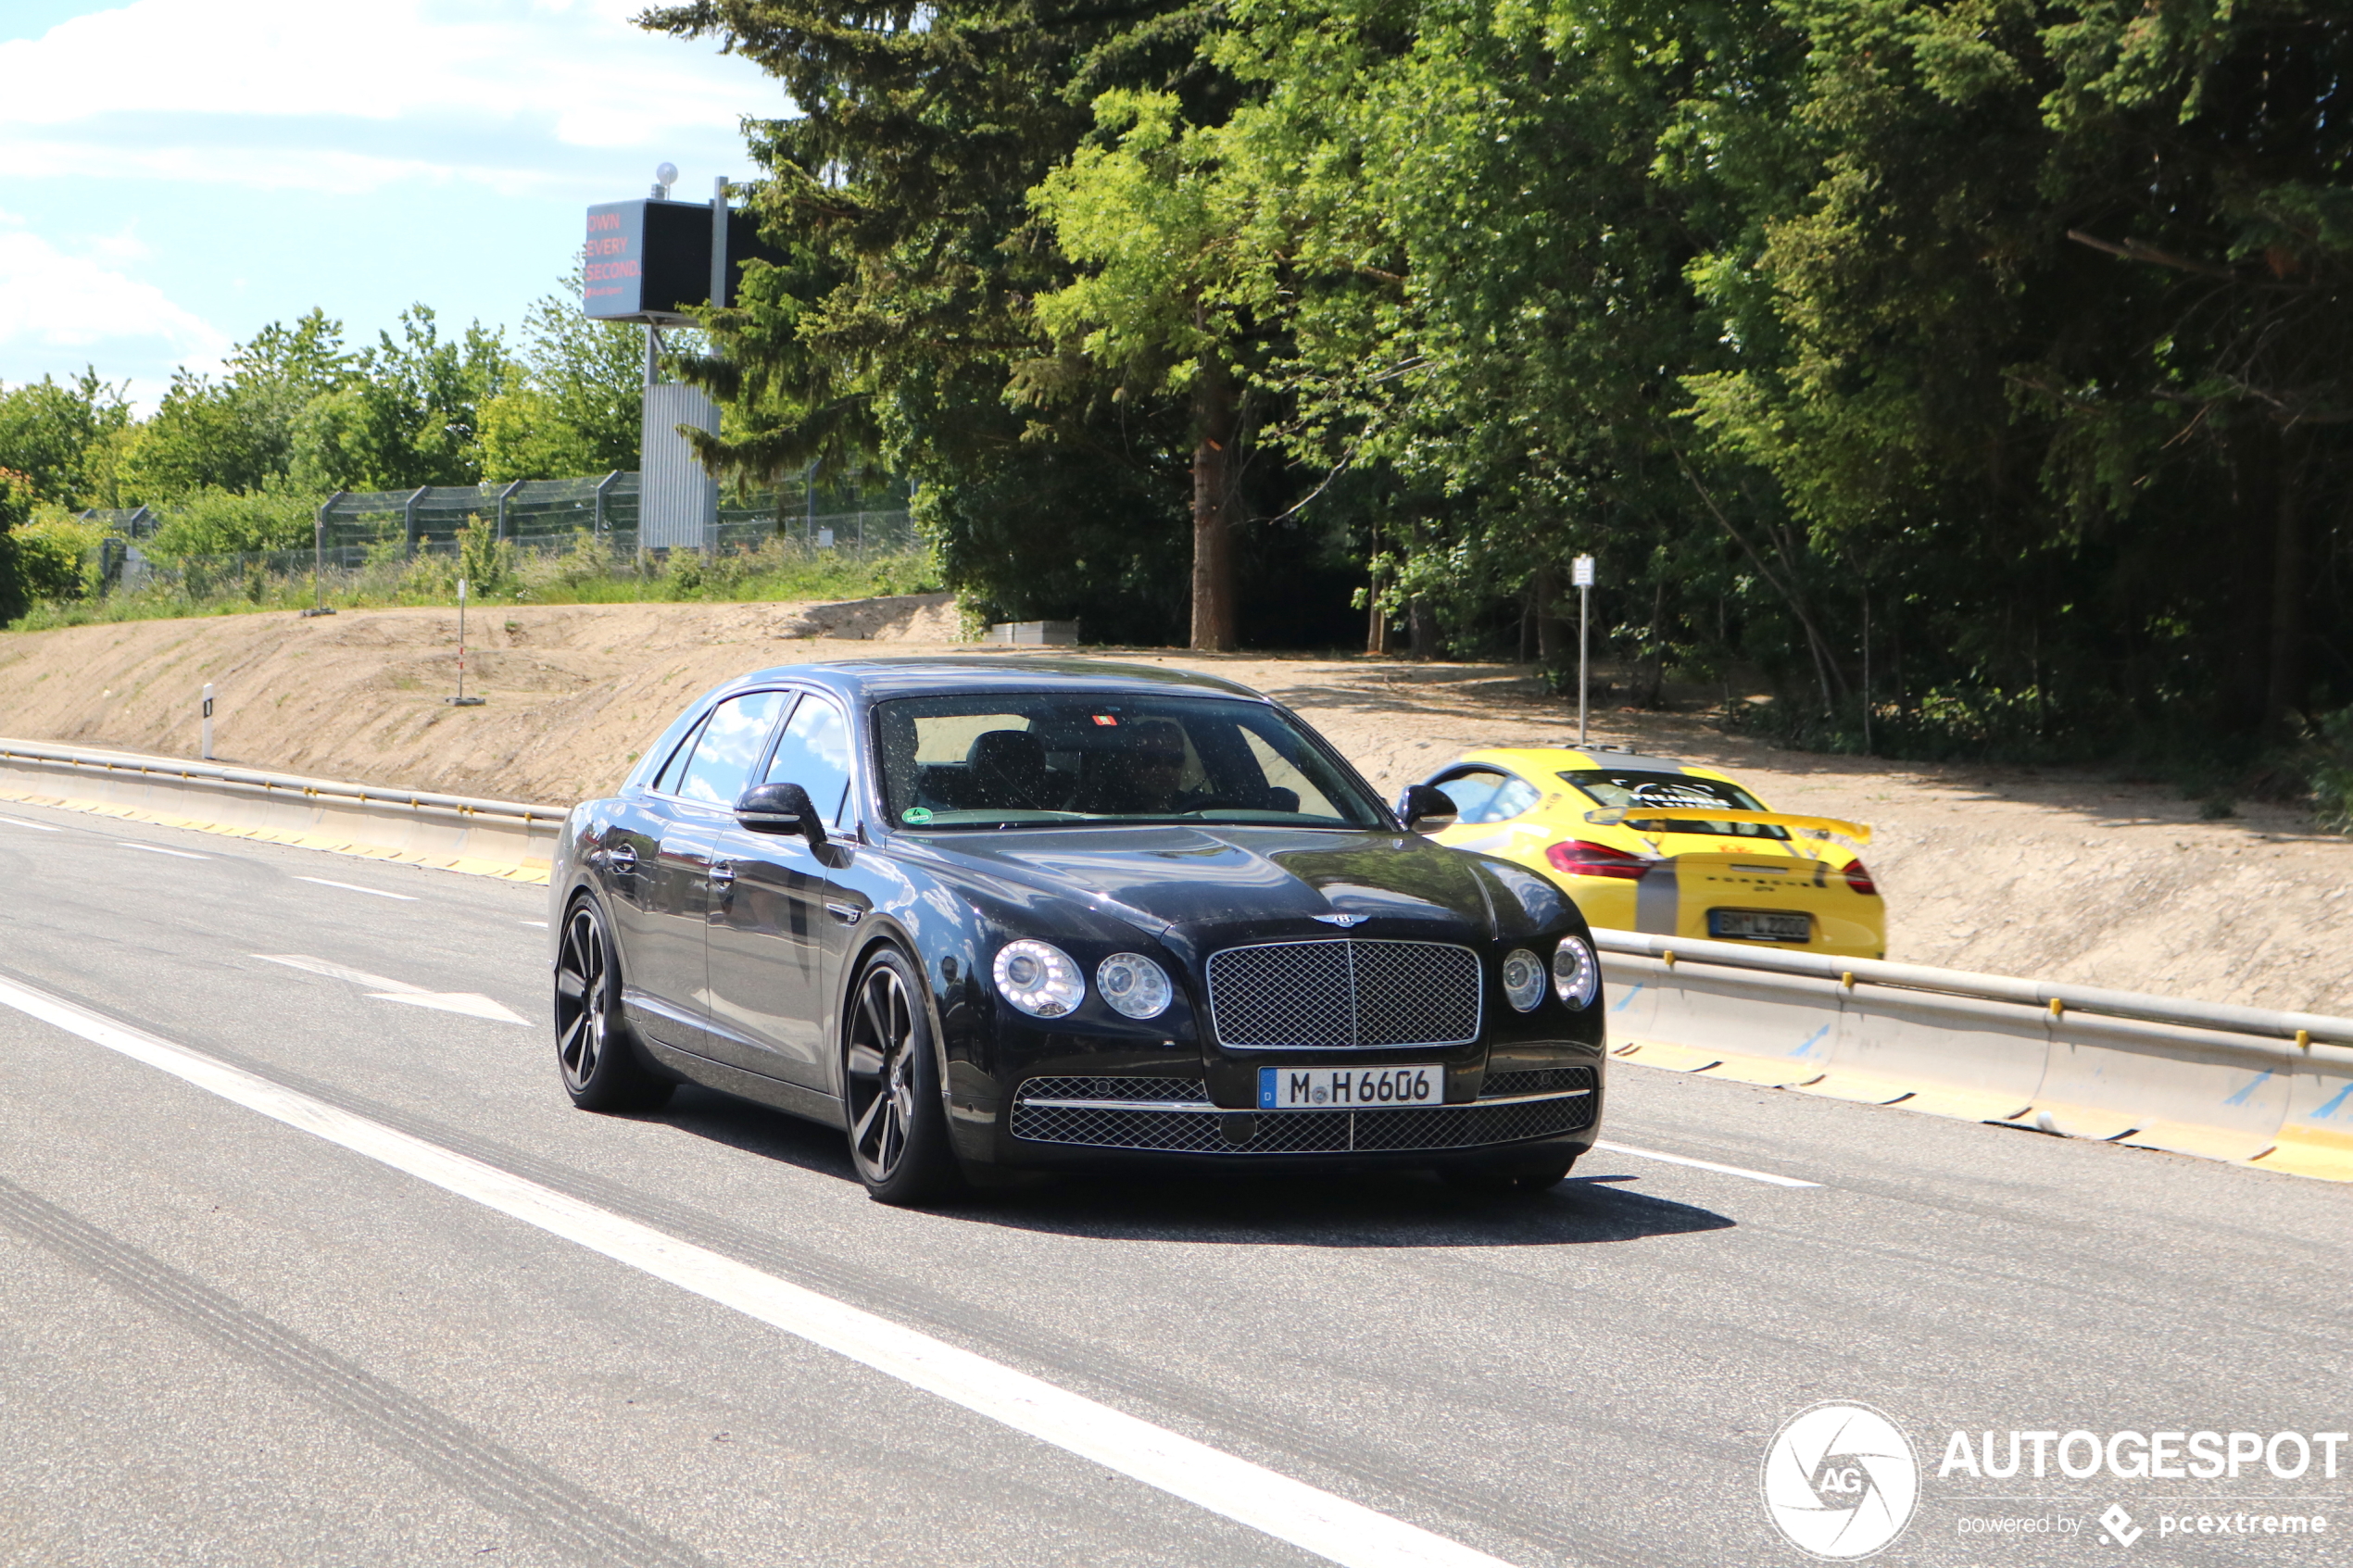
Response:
[[736, 781, 826, 845], [1399, 783, 1459, 834]]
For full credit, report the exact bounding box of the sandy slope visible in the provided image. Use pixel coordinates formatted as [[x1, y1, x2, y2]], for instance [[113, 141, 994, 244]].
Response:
[[3, 598, 2347, 1013]]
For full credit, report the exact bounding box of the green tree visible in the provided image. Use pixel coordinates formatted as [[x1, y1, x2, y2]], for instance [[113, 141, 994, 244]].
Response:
[[118, 310, 349, 502], [479, 271, 648, 482], [293, 307, 509, 492], [0, 370, 133, 508]]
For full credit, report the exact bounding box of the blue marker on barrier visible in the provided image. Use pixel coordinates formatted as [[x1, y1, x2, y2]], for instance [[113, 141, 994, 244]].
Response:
[[2222, 1071, 2273, 1108]]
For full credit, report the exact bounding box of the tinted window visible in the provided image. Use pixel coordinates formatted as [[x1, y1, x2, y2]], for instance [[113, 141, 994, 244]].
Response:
[[1559, 769, 1785, 839], [872, 693, 1385, 830], [765, 696, 854, 824], [675, 691, 788, 807], [1438, 768, 1541, 824], [652, 713, 710, 796]]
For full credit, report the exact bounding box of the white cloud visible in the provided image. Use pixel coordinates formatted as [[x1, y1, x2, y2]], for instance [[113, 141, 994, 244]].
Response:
[[0, 0, 777, 191], [0, 221, 229, 377]]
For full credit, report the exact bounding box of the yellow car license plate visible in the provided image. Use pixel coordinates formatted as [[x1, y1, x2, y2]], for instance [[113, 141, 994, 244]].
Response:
[[1709, 909, 1812, 942]]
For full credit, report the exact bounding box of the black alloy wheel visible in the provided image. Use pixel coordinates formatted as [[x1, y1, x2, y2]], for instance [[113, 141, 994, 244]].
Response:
[[554, 897, 673, 1111], [843, 947, 960, 1204]]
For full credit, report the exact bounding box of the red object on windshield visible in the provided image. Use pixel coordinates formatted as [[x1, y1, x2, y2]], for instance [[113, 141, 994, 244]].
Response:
[[1843, 859, 1879, 897], [1546, 840, 1650, 881]]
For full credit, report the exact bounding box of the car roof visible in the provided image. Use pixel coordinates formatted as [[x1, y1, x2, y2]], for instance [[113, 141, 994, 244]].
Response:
[[711, 656, 1268, 705]]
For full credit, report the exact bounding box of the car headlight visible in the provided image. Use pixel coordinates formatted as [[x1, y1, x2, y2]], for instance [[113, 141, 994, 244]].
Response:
[[1096, 953, 1174, 1020], [1501, 948, 1546, 1012], [994, 939, 1085, 1018], [1552, 935, 1598, 1010]]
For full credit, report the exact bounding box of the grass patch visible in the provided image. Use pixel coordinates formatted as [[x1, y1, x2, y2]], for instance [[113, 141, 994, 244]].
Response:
[[7, 528, 946, 633]]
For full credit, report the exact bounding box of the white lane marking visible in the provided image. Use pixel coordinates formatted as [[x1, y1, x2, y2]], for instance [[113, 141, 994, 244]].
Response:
[[0, 973, 1512, 1568], [1591, 1139, 1820, 1188], [519, 920, 548, 929], [255, 954, 422, 994], [252, 954, 529, 1026], [296, 876, 418, 902], [119, 841, 208, 859], [0, 815, 62, 831], [368, 991, 530, 1025]]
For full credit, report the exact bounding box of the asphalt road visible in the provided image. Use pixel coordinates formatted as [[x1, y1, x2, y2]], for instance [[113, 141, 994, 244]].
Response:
[[0, 797, 2346, 1568]]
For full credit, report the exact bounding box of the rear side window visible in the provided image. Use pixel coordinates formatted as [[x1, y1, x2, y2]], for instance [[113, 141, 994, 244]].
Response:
[[1436, 768, 1541, 824], [764, 696, 855, 824], [674, 691, 789, 807]]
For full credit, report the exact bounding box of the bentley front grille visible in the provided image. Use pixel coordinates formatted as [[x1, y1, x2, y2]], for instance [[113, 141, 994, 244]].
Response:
[[1203, 939, 1482, 1050]]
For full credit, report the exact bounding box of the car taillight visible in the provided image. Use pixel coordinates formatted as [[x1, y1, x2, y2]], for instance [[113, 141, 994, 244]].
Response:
[[1843, 859, 1878, 897], [1544, 840, 1649, 881]]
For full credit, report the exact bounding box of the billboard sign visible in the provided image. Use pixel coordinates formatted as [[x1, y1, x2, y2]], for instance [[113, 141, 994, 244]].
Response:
[[584, 199, 779, 322]]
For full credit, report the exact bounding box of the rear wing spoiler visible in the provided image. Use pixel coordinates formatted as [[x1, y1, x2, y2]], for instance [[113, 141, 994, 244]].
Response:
[[1581, 806, 1872, 846]]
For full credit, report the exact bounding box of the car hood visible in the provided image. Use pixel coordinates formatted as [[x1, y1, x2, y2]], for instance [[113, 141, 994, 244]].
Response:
[[904, 824, 1499, 938]]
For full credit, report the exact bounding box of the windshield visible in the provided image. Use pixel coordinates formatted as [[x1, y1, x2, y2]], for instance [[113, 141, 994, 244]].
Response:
[[1558, 769, 1788, 840], [874, 694, 1388, 831]]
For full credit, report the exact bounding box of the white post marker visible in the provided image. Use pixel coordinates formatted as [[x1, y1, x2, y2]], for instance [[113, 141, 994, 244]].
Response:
[[447, 579, 484, 708], [1571, 554, 1596, 745], [200, 683, 215, 760]]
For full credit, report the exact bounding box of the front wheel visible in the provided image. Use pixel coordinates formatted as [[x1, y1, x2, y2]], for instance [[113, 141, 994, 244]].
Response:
[[842, 947, 962, 1205], [554, 896, 673, 1112]]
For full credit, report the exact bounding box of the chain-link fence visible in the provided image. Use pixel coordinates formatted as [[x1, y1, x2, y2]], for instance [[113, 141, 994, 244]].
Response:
[[79, 470, 917, 600]]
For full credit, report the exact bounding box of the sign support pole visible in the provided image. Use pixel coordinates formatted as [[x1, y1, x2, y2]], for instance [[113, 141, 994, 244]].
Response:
[[447, 580, 485, 708], [1573, 554, 1596, 746]]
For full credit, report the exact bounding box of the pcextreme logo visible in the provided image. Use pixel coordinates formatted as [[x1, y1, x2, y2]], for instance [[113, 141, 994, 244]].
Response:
[[1762, 1401, 1921, 1560]]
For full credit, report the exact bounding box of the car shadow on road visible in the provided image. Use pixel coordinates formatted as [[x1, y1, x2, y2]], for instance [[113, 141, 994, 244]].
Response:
[[654, 1087, 1733, 1248]]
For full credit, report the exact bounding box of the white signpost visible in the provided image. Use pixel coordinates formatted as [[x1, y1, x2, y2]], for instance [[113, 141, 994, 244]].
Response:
[[1572, 554, 1596, 745]]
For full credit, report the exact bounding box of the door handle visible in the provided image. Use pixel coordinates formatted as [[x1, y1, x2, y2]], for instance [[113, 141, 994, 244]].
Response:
[[825, 902, 862, 926], [710, 860, 736, 887], [606, 844, 638, 871]]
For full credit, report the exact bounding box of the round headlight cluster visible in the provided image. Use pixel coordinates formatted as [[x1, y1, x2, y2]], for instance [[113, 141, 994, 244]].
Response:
[[1552, 935, 1599, 1010], [993, 940, 1086, 1018], [1501, 948, 1547, 1012], [1097, 953, 1174, 1020], [991, 941, 1174, 1021]]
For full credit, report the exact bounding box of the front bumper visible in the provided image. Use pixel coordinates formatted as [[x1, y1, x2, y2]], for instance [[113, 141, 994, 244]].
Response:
[[986, 1062, 1599, 1166]]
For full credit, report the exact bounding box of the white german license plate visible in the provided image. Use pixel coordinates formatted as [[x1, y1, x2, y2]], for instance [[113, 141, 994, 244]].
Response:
[[1257, 1064, 1442, 1110], [1709, 908, 1812, 942]]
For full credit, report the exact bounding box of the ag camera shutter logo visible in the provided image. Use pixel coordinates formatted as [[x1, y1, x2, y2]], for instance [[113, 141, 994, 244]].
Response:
[[1762, 1401, 1919, 1559]]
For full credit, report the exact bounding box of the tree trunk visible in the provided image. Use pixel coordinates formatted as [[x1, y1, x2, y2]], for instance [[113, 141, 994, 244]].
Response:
[[1533, 564, 1566, 666], [2264, 442, 2310, 741], [1407, 596, 1439, 660], [1189, 353, 1239, 652], [1366, 557, 1390, 654]]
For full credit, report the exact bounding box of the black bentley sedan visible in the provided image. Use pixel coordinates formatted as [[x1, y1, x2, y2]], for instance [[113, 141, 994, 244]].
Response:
[[549, 659, 1605, 1203]]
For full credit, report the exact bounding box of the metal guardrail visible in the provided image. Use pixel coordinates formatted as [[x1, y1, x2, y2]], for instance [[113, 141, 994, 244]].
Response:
[[0, 740, 564, 882], [1591, 930, 2353, 1182]]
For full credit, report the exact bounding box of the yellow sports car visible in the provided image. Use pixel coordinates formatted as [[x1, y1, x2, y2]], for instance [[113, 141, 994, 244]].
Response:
[[1414, 746, 1885, 960]]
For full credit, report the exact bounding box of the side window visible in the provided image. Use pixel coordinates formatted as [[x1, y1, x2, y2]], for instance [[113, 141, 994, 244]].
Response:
[[652, 714, 710, 796], [765, 696, 855, 824], [1440, 768, 1541, 824], [674, 691, 788, 808]]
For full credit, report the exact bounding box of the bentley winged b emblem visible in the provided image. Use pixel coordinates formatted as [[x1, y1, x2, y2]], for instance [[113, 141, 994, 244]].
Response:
[[1312, 913, 1369, 928]]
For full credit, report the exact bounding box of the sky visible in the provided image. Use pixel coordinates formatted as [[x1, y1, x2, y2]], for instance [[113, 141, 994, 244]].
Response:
[[0, 0, 780, 408]]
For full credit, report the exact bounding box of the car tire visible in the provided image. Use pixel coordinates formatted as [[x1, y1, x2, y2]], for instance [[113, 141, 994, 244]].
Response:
[[1441, 1153, 1578, 1195], [554, 894, 673, 1113], [842, 947, 963, 1206]]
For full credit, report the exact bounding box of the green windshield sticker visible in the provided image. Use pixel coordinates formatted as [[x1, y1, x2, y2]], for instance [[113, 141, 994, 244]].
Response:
[[901, 806, 934, 824]]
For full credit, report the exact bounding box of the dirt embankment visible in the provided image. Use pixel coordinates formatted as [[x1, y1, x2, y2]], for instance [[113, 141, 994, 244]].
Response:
[[4, 598, 2348, 1013]]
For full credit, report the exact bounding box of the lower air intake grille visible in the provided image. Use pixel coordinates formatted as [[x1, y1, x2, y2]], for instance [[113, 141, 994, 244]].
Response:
[[1010, 1083, 1592, 1154], [1481, 1066, 1597, 1099]]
